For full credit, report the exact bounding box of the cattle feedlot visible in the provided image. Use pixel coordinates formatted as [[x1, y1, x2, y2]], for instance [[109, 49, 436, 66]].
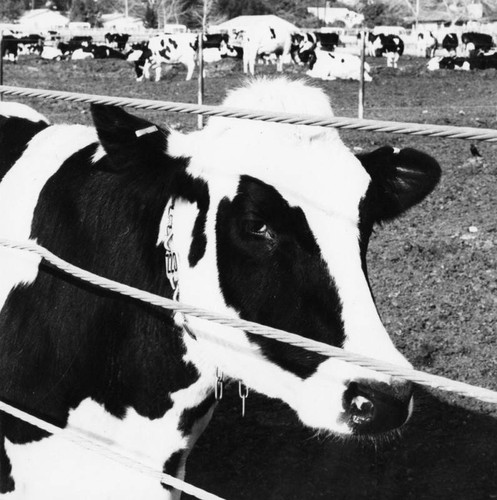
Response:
[[2, 53, 497, 500]]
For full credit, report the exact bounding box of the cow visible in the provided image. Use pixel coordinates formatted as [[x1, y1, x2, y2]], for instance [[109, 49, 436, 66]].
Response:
[[306, 50, 372, 81], [1, 35, 21, 62], [236, 25, 294, 74], [200, 33, 239, 64], [442, 33, 458, 55], [83, 44, 127, 60], [40, 46, 63, 61], [417, 32, 438, 58], [105, 32, 130, 51], [290, 32, 317, 64], [57, 37, 93, 59], [0, 77, 441, 499], [461, 32, 495, 57], [0, 32, 43, 63], [128, 34, 197, 82], [428, 53, 497, 71], [67, 35, 93, 49], [1, 33, 45, 60], [315, 31, 340, 52], [70, 48, 94, 60], [0, 102, 49, 175], [368, 34, 404, 68]]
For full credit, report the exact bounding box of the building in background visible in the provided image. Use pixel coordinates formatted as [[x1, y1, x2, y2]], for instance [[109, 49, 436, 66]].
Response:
[[307, 4, 363, 28], [18, 9, 69, 31]]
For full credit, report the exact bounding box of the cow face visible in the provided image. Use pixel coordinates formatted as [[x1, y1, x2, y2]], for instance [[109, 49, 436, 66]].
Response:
[[94, 79, 440, 438]]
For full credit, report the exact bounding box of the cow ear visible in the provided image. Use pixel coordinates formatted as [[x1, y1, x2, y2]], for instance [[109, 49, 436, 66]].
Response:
[[357, 146, 441, 222], [91, 104, 169, 172]]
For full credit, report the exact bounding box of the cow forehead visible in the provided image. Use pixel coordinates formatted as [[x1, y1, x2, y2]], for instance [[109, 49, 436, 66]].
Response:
[[169, 78, 371, 220]]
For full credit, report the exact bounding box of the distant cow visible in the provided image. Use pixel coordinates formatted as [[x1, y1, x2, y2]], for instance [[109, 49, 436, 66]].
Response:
[[306, 50, 372, 81], [86, 44, 127, 59], [0, 77, 441, 498], [442, 33, 458, 55], [1, 35, 21, 62], [0, 33, 43, 62], [461, 32, 494, 56], [201, 33, 239, 63], [315, 31, 340, 51], [70, 48, 94, 60], [68, 35, 93, 48], [368, 33, 404, 67], [104, 32, 130, 51], [290, 32, 317, 64], [58, 36, 93, 58], [428, 53, 497, 71], [128, 34, 197, 81], [40, 46, 63, 60], [237, 25, 294, 74]]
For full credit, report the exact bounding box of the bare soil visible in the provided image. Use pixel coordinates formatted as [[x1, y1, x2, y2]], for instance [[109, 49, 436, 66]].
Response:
[[3, 54, 497, 500]]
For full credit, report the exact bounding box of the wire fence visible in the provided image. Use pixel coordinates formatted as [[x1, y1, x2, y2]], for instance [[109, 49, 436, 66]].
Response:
[[1, 85, 497, 142], [1, 84, 497, 500]]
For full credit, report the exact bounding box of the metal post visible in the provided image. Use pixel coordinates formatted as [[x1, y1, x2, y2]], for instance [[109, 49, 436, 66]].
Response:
[[358, 30, 365, 119], [197, 32, 204, 130], [0, 31, 3, 101]]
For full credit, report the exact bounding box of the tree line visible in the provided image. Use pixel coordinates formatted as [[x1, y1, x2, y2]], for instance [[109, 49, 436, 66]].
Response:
[[1, 0, 488, 31]]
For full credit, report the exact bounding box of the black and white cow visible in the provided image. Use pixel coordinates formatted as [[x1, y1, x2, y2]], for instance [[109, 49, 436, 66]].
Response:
[[0, 78, 441, 499], [367, 33, 404, 68], [461, 32, 495, 57], [0, 33, 43, 63], [428, 53, 497, 71], [1, 35, 21, 62], [105, 32, 131, 51], [441, 33, 458, 55], [74, 44, 127, 60], [200, 33, 239, 63], [127, 34, 197, 82], [315, 31, 340, 52], [289, 32, 316, 65], [57, 36, 93, 59], [306, 50, 372, 81], [235, 25, 294, 74]]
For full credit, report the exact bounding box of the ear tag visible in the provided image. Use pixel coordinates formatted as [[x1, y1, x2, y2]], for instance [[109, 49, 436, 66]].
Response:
[[135, 125, 158, 138]]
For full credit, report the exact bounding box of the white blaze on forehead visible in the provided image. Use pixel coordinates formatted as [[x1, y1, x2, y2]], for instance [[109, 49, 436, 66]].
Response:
[[168, 77, 410, 388], [172, 78, 369, 220]]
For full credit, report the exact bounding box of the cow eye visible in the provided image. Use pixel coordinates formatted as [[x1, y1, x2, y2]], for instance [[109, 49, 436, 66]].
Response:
[[242, 218, 273, 240]]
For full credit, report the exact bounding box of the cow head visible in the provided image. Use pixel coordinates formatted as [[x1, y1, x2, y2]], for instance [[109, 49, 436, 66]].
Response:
[[92, 78, 440, 438]]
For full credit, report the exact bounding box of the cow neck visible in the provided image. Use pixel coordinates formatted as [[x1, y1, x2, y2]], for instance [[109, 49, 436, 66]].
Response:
[[164, 197, 197, 340], [164, 198, 232, 406]]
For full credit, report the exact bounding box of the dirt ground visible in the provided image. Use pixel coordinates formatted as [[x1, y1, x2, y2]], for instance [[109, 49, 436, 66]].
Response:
[[2, 54, 497, 499]]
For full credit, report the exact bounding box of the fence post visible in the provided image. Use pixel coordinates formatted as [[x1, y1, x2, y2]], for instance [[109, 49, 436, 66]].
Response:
[[358, 30, 365, 119], [197, 32, 204, 130], [0, 31, 3, 101]]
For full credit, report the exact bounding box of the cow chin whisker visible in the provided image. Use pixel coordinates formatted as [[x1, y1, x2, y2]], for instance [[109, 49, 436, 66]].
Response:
[[306, 425, 405, 450]]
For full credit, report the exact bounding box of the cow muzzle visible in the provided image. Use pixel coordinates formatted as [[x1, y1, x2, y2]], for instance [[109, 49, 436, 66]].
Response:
[[342, 378, 413, 435]]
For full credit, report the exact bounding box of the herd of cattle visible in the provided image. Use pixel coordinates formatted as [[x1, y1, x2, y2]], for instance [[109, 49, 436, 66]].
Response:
[[1, 26, 497, 82]]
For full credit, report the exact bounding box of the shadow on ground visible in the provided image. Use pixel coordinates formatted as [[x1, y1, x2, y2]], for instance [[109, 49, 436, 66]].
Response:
[[185, 387, 497, 500]]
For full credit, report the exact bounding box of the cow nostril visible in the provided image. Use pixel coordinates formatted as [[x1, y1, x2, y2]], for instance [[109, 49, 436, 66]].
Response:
[[349, 395, 375, 425], [343, 380, 412, 435]]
